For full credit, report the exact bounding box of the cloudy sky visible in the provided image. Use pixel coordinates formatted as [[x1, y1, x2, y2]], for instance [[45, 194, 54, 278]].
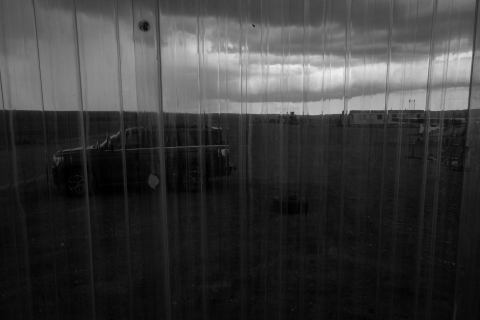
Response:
[[0, 0, 476, 115], [159, 0, 476, 114]]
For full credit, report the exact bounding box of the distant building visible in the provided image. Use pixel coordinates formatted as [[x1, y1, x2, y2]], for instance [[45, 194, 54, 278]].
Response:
[[344, 110, 425, 127]]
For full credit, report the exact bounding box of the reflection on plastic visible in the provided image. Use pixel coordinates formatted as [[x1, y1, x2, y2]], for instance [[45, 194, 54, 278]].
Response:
[[148, 174, 159, 189]]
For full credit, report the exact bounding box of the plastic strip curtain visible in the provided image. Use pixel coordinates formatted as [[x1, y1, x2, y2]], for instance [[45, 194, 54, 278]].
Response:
[[0, 0, 479, 319]]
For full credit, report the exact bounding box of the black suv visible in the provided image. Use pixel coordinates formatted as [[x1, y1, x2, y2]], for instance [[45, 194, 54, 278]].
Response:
[[52, 126, 235, 196]]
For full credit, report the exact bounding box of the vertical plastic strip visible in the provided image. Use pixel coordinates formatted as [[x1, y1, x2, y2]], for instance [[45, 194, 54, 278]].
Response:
[[71, 1, 96, 318], [195, 1, 207, 318], [454, 0, 480, 318], [0, 70, 25, 320], [337, 0, 351, 318], [238, 0, 248, 317], [213, 2, 225, 317], [222, 3, 233, 317], [374, 0, 394, 318], [413, 0, 439, 319], [358, 0, 372, 315], [30, 1, 60, 319], [298, 0, 310, 318], [180, 2, 194, 317], [315, 1, 329, 317], [112, 0, 133, 318], [284, 0, 291, 313], [260, 1, 270, 318], [426, 0, 455, 318], [152, 1, 172, 319], [1, 1, 35, 318], [388, 1, 410, 317], [278, 0, 286, 317]]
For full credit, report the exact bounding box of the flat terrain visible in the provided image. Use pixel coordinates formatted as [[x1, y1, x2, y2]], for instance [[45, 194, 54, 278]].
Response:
[[0, 120, 463, 319]]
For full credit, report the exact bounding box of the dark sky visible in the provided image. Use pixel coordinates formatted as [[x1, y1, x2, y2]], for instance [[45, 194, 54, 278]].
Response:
[[1, 0, 476, 113], [157, 0, 476, 113]]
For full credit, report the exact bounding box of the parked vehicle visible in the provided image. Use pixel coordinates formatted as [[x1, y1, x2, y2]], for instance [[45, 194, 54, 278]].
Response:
[[52, 125, 235, 196]]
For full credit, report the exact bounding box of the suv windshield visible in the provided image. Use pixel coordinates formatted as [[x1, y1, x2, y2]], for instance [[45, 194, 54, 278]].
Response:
[[99, 131, 121, 150]]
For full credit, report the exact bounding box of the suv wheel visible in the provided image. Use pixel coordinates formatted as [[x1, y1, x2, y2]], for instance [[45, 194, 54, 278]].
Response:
[[183, 170, 206, 192], [66, 168, 96, 196], [67, 168, 85, 196]]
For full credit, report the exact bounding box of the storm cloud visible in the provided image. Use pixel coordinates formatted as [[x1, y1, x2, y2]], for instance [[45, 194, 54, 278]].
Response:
[[1, 0, 475, 114], [159, 0, 476, 113]]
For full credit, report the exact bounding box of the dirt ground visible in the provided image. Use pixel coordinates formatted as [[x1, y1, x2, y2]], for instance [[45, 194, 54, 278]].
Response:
[[0, 121, 463, 319]]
